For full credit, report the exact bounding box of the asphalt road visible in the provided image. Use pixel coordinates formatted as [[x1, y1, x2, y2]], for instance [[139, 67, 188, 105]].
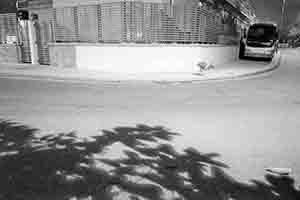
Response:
[[1, 49, 300, 183]]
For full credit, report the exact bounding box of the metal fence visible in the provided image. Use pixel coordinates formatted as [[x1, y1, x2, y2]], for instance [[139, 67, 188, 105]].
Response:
[[47, 2, 238, 44], [0, 13, 17, 44]]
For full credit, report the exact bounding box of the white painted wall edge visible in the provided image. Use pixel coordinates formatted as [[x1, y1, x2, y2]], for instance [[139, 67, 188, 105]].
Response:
[[75, 46, 239, 73]]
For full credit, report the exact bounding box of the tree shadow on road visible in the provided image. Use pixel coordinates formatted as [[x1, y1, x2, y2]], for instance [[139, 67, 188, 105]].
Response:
[[0, 119, 299, 200]]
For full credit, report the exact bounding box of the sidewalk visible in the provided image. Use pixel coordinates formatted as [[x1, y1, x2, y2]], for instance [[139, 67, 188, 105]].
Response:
[[0, 53, 280, 84]]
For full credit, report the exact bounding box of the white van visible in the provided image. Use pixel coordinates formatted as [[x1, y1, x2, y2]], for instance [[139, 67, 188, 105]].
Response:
[[239, 23, 279, 60]]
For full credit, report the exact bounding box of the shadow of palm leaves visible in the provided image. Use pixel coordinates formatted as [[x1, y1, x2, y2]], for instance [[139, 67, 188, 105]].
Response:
[[0, 120, 299, 200]]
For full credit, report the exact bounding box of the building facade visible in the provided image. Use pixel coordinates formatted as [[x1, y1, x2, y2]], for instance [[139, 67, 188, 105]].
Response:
[[16, 0, 255, 43], [10, 0, 256, 64]]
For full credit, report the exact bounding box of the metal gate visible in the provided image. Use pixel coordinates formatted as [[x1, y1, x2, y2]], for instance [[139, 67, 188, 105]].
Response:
[[16, 10, 54, 65], [34, 9, 54, 65], [0, 13, 17, 44], [0, 13, 27, 63], [17, 20, 31, 63]]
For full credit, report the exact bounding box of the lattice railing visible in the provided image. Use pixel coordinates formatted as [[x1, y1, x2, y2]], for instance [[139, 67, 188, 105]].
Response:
[[48, 1, 239, 44], [0, 13, 17, 44]]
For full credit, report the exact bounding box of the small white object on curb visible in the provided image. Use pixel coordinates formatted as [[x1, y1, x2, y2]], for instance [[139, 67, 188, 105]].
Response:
[[197, 61, 215, 73]]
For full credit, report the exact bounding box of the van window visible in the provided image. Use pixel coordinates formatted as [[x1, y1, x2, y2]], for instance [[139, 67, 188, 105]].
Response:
[[247, 25, 278, 41]]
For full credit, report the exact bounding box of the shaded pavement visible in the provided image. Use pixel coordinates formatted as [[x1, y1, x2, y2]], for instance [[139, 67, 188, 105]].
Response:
[[0, 120, 299, 200]]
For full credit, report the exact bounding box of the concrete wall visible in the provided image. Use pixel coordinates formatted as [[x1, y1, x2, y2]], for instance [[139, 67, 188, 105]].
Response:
[[49, 44, 76, 68], [49, 43, 238, 73], [0, 44, 18, 63]]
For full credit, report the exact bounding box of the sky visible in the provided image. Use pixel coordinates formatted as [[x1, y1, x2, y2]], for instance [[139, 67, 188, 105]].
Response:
[[252, 0, 300, 27]]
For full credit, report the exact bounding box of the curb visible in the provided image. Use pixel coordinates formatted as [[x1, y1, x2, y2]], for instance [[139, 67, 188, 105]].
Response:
[[0, 53, 281, 84], [154, 52, 281, 84]]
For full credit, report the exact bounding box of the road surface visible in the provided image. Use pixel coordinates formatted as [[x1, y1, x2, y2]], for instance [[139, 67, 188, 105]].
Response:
[[0, 49, 300, 183]]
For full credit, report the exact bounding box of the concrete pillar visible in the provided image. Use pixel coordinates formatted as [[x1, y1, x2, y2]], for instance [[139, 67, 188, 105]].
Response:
[[28, 20, 38, 64]]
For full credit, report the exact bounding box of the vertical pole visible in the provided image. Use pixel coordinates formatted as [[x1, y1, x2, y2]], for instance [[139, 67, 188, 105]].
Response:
[[16, 18, 22, 63], [28, 19, 38, 64], [15, 1, 23, 63], [280, 0, 286, 42]]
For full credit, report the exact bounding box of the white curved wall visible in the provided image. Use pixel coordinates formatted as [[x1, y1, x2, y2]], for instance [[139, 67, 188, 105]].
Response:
[[75, 44, 238, 73], [49, 43, 238, 73]]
